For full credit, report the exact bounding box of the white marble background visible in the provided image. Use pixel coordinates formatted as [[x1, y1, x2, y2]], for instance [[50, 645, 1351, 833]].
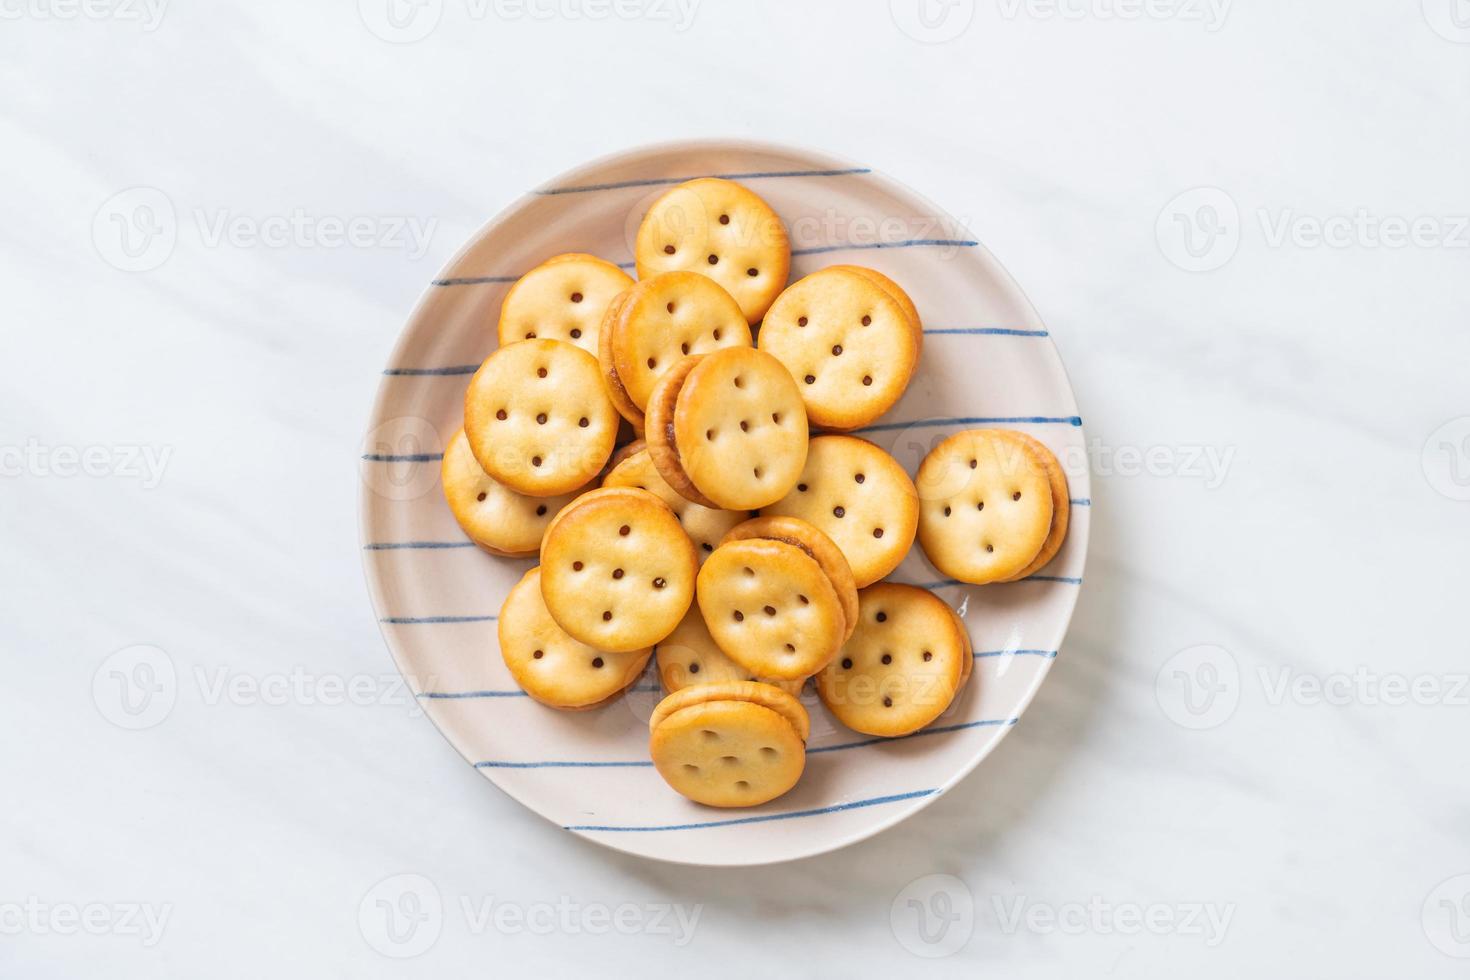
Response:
[[3, 1, 1468, 976]]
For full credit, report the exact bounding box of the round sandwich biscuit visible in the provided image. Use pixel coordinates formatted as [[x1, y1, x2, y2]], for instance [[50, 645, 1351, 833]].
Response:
[[498, 252, 634, 357], [696, 517, 855, 680], [597, 289, 647, 430], [655, 606, 805, 697], [914, 429, 1054, 585], [758, 267, 919, 430], [539, 486, 698, 652], [634, 178, 790, 324], [649, 682, 808, 807], [719, 516, 859, 643], [601, 271, 752, 423], [816, 583, 970, 737], [762, 434, 919, 587], [499, 567, 653, 710], [645, 347, 809, 511], [440, 428, 587, 556], [464, 338, 619, 496], [998, 432, 1070, 582], [602, 440, 746, 563]]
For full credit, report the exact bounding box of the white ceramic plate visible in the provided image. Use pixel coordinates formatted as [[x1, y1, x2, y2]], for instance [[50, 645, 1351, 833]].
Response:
[[359, 140, 1089, 866]]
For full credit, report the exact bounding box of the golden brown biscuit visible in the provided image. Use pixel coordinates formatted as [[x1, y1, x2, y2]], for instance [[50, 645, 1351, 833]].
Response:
[[655, 605, 806, 696], [758, 267, 919, 430], [463, 339, 618, 496], [597, 290, 647, 429], [634, 178, 790, 324], [914, 429, 1053, 584], [539, 487, 698, 651], [602, 441, 746, 563], [816, 583, 968, 737], [649, 696, 806, 808], [696, 517, 855, 680], [998, 432, 1070, 582], [644, 347, 809, 510], [719, 516, 858, 643], [440, 428, 586, 556], [649, 679, 811, 741], [603, 271, 751, 417], [498, 253, 634, 357], [499, 567, 653, 710], [761, 434, 919, 587]]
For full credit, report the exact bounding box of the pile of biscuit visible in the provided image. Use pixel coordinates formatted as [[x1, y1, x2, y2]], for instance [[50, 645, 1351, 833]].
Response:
[[441, 178, 1069, 808]]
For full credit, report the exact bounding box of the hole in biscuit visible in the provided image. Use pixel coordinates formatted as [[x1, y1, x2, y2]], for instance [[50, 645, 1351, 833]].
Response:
[[772, 412, 782, 424], [735, 780, 750, 790], [854, 473, 865, 484], [876, 611, 888, 622], [797, 482, 807, 492], [733, 375, 744, 389], [602, 611, 612, 621], [833, 506, 845, 518], [653, 577, 667, 588], [578, 417, 589, 428], [689, 662, 700, 674], [986, 543, 995, 553], [570, 292, 583, 303], [570, 328, 582, 339], [719, 214, 729, 225], [739, 420, 749, 432], [753, 467, 763, 479], [832, 344, 843, 356], [746, 267, 758, 277], [733, 610, 745, 622], [495, 409, 507, 421], [572, 561, 584, 571], [1013, 491, 1022, 500], [883, 696, 893, 708], [666, 302, 675, 314], [742, 566, 754, 576], [761, 746, 778, 758], [943, 506, 951, 516], [862, 375, 873, 386], [797, 594, 809, 605], [532, 649, 543, 659], [797, 316, 808, 327], [537, 367, 548, 378], [664, 244, 675, 255], [476, 491, 487, 502], [706, 429, 716, 441], [881, 653, 892, 665], [591, 656, 604, 668], [977, 501, 985, 511], [612, 568, 624, 579], [702, 730, 718, 740], [619, 524, 631, 536], [707, 254, 719, 265], [763, 605, 776, 616], [531, 455, 543, 467], [969, 458, 978, 469], [700, 544, 713, 553], [721, 755, 738, 765], [525, 332, 535, 339], [536, 412, 547, 425], [646, 357, 657, 369], [873, 527, 884, 538], [862, 315, 872, 326], [841, 657, 853, 669], [683, 764, 699, 773], [784, 643, 796, 653], [923, 651, 933, 662], [681, 342, 690, 355], [804, 374, 815, 385], [536, 504, 547, 516]]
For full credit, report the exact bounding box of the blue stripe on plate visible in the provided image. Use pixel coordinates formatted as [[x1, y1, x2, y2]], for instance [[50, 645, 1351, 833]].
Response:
[[431, 275, 520, 286], [382, 365, 479, 376], [361, 452, 444, 463], [923, 327, 1048, 337], [856, 415, 1083, 434], [381, 615, 497, 625], [421, 689, 525, 699], [793, 238, 977, 257], [905, 576, 1082, 589], [975, 649, 1057, 659], [564, 788, 939, 832], [1070, 498, 1092, 506], [364, 541, 476, 551], [535, 167, 872, 195]]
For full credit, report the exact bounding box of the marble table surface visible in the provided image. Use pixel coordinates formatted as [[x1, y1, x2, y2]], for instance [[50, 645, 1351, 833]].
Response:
[[3, 2, 1468, 976]]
